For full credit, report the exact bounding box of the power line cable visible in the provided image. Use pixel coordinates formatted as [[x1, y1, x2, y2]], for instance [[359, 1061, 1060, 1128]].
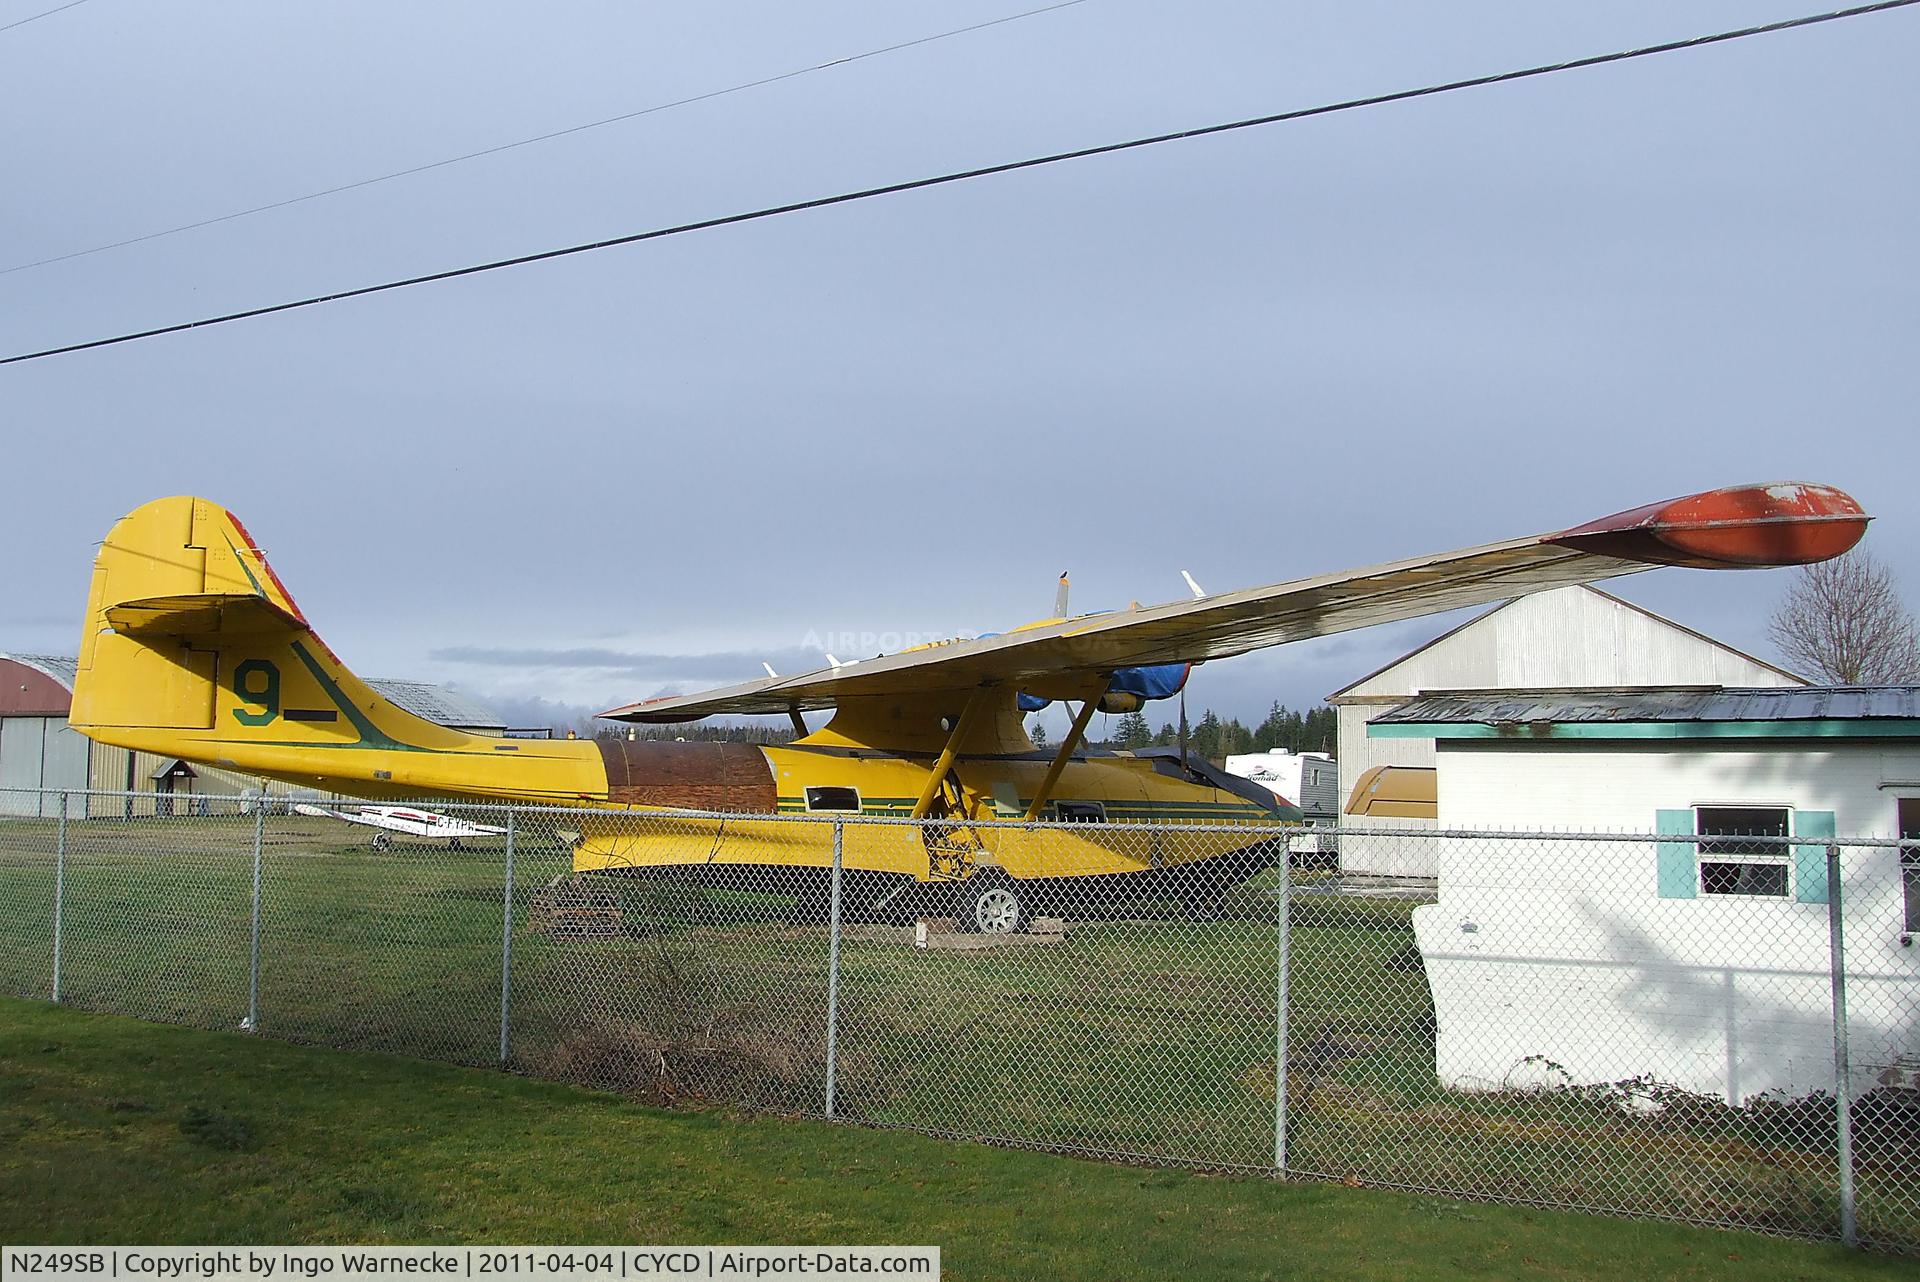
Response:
[[0, 0, 92, 35], [6, 0, 1914, 369], [0, 0, 1090, 276]]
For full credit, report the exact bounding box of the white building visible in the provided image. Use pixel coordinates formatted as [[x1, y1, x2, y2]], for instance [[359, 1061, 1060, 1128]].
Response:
[[1327, 585, 1805, 877], [1373, 687, 1920, 1104]]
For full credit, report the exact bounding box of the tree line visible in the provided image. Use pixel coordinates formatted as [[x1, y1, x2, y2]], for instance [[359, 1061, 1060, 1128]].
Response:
[[584, 701, 1339, 759], [1039, 702, 1336, 760]]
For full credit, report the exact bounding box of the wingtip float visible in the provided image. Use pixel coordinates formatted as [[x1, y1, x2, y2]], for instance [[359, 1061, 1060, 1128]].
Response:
[[1546, 481, 1869, 569]]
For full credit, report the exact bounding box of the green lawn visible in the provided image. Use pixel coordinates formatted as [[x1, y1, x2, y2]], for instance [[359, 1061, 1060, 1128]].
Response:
[[0, 997, 1906, 1282], [0, 811, 1913, 1250]]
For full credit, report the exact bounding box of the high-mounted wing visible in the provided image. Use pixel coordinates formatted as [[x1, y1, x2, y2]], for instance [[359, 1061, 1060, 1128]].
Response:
[[602, 482, 1868, 723]]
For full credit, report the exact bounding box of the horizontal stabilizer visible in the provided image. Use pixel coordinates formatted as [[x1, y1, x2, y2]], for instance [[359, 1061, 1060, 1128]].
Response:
[[68, 495, 630, 804], [105, 593, 306, 639]]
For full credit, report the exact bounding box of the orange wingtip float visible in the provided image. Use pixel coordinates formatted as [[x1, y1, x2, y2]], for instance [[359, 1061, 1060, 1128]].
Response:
[[1547, 482, 1869, 569]]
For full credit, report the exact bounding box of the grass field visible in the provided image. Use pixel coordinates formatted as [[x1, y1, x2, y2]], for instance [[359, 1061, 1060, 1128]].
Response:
[[0, 809, 1914, 1250], [0, 997, 1910, 1282]]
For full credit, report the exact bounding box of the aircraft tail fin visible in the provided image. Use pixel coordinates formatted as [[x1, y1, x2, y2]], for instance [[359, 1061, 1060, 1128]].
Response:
[[74, 497, 305, 732], [71, 496, 605, 803], [72, 497, 461, 760]]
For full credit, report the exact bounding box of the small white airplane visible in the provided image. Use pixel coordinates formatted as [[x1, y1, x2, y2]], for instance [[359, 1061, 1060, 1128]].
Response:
[[293, 803, 508, 851]]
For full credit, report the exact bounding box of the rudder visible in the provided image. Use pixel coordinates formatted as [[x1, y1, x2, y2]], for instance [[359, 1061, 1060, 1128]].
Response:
[[68, 497, 540, 795], [73, 496, 304, 732]]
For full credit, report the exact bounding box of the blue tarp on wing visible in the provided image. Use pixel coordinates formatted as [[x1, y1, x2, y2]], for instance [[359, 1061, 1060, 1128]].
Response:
[[1110, 663, 1190, 701], [1018, 662, 1190, 712], [971, 627, 1189, 713]]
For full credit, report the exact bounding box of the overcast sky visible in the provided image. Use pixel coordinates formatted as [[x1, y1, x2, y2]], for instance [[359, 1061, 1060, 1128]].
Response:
[[3, 0, 1915, 734]]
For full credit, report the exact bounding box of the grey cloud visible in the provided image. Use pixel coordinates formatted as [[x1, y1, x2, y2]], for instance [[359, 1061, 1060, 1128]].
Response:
[[428, 645, 828, 683], [474, 693, 602, 736]]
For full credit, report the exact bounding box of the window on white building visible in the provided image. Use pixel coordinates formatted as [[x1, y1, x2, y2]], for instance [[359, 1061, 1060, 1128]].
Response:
[[1695, 806, 1791, 898]]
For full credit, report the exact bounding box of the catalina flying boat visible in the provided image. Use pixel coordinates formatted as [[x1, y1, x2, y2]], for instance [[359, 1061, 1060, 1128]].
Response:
[[67, 485, 1869, 930]]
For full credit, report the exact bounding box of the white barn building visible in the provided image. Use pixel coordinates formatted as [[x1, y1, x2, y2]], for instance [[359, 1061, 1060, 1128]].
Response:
[[1327, 585, 1805, 877], [1372, 687, 1920, 1104]]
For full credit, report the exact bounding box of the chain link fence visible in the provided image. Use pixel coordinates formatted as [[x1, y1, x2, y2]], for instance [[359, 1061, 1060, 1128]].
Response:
[[0, 787, 1913, 1252]]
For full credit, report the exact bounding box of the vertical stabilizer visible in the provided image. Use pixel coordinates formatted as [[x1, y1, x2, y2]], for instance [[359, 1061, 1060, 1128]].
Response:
[[71, 497, 606, 802]]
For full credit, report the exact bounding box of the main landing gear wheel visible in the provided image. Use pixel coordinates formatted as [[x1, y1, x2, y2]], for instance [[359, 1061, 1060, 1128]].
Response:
[[962, 869, 1026, 934]]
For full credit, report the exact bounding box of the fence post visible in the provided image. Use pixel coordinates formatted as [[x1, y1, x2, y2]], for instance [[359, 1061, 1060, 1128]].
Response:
[[498, 809, 518, 1069], [247, 801, 265, 1031], [51, 791, 67, 1004], [1824, 842, 1857, 1249], [1274, 843, 1290, 1176], [825, 819, 844, 1119]]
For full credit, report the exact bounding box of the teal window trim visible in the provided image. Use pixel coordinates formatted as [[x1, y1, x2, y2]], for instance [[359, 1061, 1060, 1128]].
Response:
[[1655, 809, 1696, 900], [1793, 809, 1834, 905], [1655, 805, 1831, 903]]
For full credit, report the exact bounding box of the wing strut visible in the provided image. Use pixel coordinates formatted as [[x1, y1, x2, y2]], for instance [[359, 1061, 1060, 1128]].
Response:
[[1024, 678, 1110, 821], [909, 683, 998, 820]]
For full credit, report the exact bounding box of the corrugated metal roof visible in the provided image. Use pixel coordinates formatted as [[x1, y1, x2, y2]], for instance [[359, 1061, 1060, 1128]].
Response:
[[1375, 685, 1920, 726], [4, 653, 80, 690], [0, 652, 504, 731], [364, 678, 505, 730]]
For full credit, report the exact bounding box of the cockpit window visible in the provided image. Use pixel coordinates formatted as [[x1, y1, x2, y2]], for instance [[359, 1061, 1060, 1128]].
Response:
[[804, 786, 862, 813]]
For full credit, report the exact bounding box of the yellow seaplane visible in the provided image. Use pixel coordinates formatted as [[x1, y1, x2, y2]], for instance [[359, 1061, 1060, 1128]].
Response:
[[69, 486, 1868, 930]]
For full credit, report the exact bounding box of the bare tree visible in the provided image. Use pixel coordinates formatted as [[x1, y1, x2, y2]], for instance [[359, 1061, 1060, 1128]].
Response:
[[1768, 549, 1920, 684]]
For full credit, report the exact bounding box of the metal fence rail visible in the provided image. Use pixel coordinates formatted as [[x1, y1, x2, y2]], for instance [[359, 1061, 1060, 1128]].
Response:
[[0, 787, 1913, 1253]]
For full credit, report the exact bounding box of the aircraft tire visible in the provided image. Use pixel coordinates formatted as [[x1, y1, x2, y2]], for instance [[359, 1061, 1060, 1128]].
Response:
[[961, 868, 1025, 935], [371, 832, 391, 852]]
